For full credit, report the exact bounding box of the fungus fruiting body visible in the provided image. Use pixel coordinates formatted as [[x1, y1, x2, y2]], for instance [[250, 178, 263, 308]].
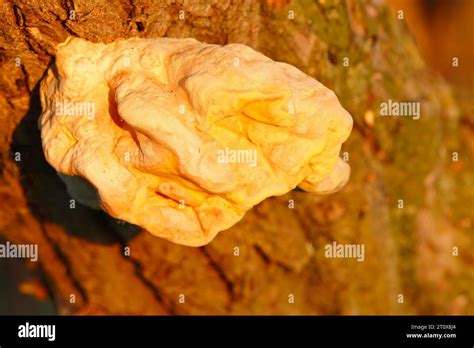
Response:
[[39, 37, 353, 246]]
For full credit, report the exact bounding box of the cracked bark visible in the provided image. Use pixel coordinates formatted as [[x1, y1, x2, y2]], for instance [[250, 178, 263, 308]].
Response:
[[0, 0, 473, 315]]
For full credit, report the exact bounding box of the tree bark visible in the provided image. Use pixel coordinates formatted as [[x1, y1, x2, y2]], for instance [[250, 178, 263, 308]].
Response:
[[0, 0, 473, 315]]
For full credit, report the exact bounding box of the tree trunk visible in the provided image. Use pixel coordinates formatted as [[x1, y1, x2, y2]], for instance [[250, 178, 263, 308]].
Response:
[[0, 0, 473, 315]]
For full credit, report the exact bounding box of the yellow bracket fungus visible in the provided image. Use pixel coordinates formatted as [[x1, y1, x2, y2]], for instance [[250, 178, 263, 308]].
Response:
[[39, 37, 352, 246]]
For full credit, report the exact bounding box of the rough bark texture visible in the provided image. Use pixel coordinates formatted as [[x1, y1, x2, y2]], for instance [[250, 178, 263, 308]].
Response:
[[0, 0, 473, 315]]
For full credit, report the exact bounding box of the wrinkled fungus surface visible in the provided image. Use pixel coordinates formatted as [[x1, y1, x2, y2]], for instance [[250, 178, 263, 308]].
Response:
[[39, 37, 353, 246]]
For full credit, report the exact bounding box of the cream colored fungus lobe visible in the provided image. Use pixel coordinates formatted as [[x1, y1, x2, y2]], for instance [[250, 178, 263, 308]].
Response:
[[39, 37, 353, 246]]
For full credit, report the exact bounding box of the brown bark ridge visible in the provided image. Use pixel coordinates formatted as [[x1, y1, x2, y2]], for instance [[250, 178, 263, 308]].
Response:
[[0, 0, 473, 315]]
